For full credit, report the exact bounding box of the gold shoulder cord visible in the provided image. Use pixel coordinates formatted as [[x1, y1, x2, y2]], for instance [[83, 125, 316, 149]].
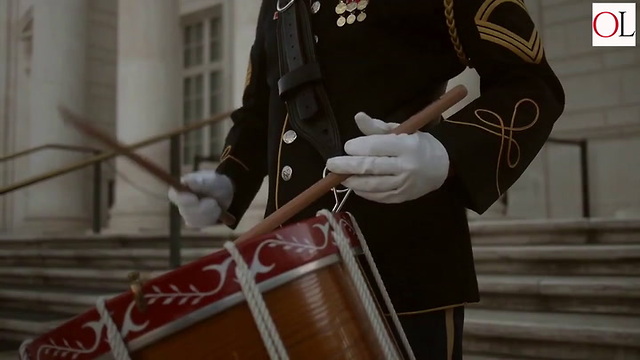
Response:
[[444, 0, 470, 67]]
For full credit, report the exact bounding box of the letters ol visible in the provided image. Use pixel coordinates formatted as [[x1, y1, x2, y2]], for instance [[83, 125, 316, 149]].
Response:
[[593, 11, 636, 38]]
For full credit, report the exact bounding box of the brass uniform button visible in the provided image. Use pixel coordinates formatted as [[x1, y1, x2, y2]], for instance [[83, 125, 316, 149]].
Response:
[[311, 1, 321, 14]]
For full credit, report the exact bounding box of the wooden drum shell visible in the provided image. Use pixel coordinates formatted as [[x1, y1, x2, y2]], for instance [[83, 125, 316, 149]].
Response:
[[24, 214, 391, 360], [133, 262, 384, 360]]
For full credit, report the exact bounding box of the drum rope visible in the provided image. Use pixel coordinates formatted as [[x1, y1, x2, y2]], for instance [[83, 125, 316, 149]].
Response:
[[346, 213, 417, 360], [95, 296, 132, 360], [224, 241, 290, 360], [18, 339, 32, 360], [318, 210, 401, 360]]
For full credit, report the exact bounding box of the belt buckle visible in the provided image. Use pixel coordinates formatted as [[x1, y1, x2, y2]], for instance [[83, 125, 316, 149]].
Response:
[[276, 0, 296, 12]]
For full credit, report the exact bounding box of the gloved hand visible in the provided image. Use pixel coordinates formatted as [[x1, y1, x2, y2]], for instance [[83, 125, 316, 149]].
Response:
[[326, 112, 450, 204], [167, 171, 234, 228]]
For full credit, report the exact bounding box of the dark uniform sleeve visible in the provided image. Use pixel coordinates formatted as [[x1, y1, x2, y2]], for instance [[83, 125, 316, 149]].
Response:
[[430, 0, 565, 214], [216, 4, 270, 228]]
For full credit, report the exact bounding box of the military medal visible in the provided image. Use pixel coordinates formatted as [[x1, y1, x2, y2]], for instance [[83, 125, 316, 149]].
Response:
[[335, 0, 368, 26], [311, 1, 321, 14], [357, 0, 368, 10]]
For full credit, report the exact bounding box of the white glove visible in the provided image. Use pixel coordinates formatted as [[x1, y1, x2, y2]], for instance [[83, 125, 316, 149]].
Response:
[[167, 171, 234, 228], [326, 112, 450, 204]]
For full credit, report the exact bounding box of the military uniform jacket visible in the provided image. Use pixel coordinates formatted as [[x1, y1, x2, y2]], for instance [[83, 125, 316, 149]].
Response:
[[217, 0, 565, 313]]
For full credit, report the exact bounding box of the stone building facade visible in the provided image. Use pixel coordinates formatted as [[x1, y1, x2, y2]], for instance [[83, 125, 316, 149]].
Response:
[[0, 0, 638, 235]]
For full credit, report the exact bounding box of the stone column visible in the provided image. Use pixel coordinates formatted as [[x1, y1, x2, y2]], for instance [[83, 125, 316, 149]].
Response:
[[21, 0, 88, 233], [0, 0, 11, 231], [107, 0, 181, 232]]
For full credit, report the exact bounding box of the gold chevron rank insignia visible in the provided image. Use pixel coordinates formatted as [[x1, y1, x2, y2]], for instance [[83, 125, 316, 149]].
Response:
[[475, 0, 544, 64]]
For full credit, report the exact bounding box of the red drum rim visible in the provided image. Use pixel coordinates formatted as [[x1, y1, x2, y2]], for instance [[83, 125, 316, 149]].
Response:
[[24, 212, 359, 360]]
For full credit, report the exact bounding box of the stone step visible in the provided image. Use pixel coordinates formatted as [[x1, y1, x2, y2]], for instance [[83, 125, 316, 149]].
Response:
[[4, 268, 637, 316], [0, 309, 66, 343], [0, 285, 114, 316], [4, 244, 639, 274], [464, 309, 640, 360], [469, 217, 640, 245], [0, 230, 235, 249], [0, 267, 167, 292], [473, 244, 640, 275], [464, 355, 534, 360], [3, 216, 638, 248], [3, 298, 639, 359], [475, 275, 640, 315], [0, 248, 217, 269]]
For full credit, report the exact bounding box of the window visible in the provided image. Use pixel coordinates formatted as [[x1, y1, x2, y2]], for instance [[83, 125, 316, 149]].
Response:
[[181, 5, 227, 166]]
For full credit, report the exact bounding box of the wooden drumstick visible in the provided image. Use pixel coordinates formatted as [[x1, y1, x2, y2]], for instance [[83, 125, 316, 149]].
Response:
[[236, 84, 468, 242], [58, 106, 237, 227]]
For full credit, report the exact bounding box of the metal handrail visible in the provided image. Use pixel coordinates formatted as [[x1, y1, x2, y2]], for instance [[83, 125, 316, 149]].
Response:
[[0, 111, 232, 195], [547, 138, 584, 146], [0, 114, 590, 268], [501, 137, 590, 218], [0, 144, 98, 163], [0, 142, 103, 232], [547, 137, 590, 218], [1, 111, 231, 267]]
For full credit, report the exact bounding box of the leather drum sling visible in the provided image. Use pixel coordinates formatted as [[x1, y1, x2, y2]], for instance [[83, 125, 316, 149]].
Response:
[[276, 0, 343, 161]]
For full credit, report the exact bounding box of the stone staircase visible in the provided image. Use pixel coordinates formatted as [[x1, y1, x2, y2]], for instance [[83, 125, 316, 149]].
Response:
[[0, 231, 230, 349], [464, 218, 640, 360], [1, 219, 640, 359]]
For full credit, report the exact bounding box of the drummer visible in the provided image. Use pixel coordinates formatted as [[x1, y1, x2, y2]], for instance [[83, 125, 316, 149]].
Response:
[[169, 0, 565, 359]]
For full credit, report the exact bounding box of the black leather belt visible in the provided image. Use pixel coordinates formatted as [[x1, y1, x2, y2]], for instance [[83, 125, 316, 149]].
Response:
[[276, 0, 343, 161]]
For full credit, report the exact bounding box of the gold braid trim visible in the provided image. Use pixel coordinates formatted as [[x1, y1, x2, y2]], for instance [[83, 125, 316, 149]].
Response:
[[220, 146, 250, 171], [444, 0, 470, 67]]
